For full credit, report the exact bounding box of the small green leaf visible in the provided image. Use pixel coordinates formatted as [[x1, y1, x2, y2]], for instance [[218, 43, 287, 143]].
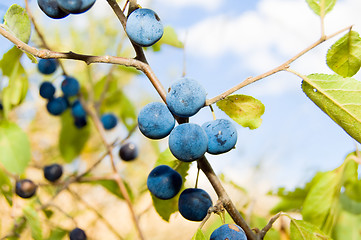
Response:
[[0, 47, 23, 76], [42, 209, 54, 219], [4, 4, 31, 43], [0, 168, 13, 205], [86, 179, 133, 201], [191, 229, 206, 240], [46, 228, 67, 240], [216, 94, 265, 129], [8, 217, 27, 240], [0, 47, 29, 117], [23, 205, 43, 240], [305, 0, 337, 16], [290, 219, 331, 240], [0, 121, 31, 174], [152, 26, 184, 51], [25, 52, 38, 63], [269, 187, 307, 214], [100, 89, 137, 131], [302, 74, 361, 144], [327, 31, 361, 77], [151, 148, 191, 221], [59, 111, 90, 162]]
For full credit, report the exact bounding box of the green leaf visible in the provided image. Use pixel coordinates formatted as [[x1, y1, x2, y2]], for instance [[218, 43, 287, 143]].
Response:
[[8, 217, 27, 240], [191, 229, 206, 240], [0, 168, 13, 205], [152, 26, 184, 51], [305, 0, 337, 16], [100, 89, 137, 131], [0, 47, 29, 117], [339, 192, 361, 215], [25, 52, 38, 63], [23, 205, 43, 240], [86, 179, 134, 201], [216, 94, 265, 129], [269, 187, 307, 214], [151, 148, 191, 221], [46, 228, 67, 240], [290, 219, 331, 240], [302, 74, 361, 144], [333, 210, 361, 240], [344, 180, 361, 202], [0, 121, 31, 174], [42, 209, 54, 219], [59, 111, 90, 162], [301, 155, 358, 233], [327, 31, 361, 77], [0, 47, 23, 76], [301, 170, 339, 229], [4, 4, 31, 43]]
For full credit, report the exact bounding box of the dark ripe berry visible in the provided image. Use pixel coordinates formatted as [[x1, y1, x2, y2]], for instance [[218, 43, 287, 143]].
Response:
[[166, 78, 206, 117], [71, 100, 86, 118], [126, 8, 164, 47], [57, 0, 96, 14], [37, 0, 69, 19], [74, 116, 87, 129], [46, 97, 68, 115], [119, 142, 138, 161], [15, 179, 37, 199], [39, 81, 56, 100], [168, 123, 208, 162], [37, 59, 58, 75], [43, 164, 63, 182], [147, 165, 183, 200], [100, 113, 117, 130], [0, 102, 3, 110], [69, 227, 87, 240], [210, 224, 247, 240], [178, 188, 212, 221], [137, 102, 175, 139], [61, 76, 80, 97]]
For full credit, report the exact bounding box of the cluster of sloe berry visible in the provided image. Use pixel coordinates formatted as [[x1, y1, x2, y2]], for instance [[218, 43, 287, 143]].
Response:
[[16, 164, 87, 239], [38, 59, 118, 130], [124, 6, 246, 238], [140, 77, 238, 224], [37, 0, 96, 19]]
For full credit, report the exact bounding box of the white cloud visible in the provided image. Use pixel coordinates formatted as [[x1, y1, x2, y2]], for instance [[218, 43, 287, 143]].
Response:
[[181, 0, 361, 95], [155, 0, 222, 11]]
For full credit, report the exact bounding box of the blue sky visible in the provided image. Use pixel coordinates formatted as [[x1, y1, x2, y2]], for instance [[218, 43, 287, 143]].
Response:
[[1, 0, 360, 192]]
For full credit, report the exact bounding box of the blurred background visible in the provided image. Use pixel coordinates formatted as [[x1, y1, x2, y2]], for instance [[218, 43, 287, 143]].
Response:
[[0, 0, 360, 239]]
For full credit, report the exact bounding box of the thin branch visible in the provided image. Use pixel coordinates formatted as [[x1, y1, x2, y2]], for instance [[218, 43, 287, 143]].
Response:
[[0, 25, 167, 102], [95, 65, 116, 112], [259, 212, 282, 238], [197, 156, 257, 240], [105, 0, 147, 63], [79, 96, 145, 240], [205, 25, 353, 105], [24, 0, 68, 75]]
